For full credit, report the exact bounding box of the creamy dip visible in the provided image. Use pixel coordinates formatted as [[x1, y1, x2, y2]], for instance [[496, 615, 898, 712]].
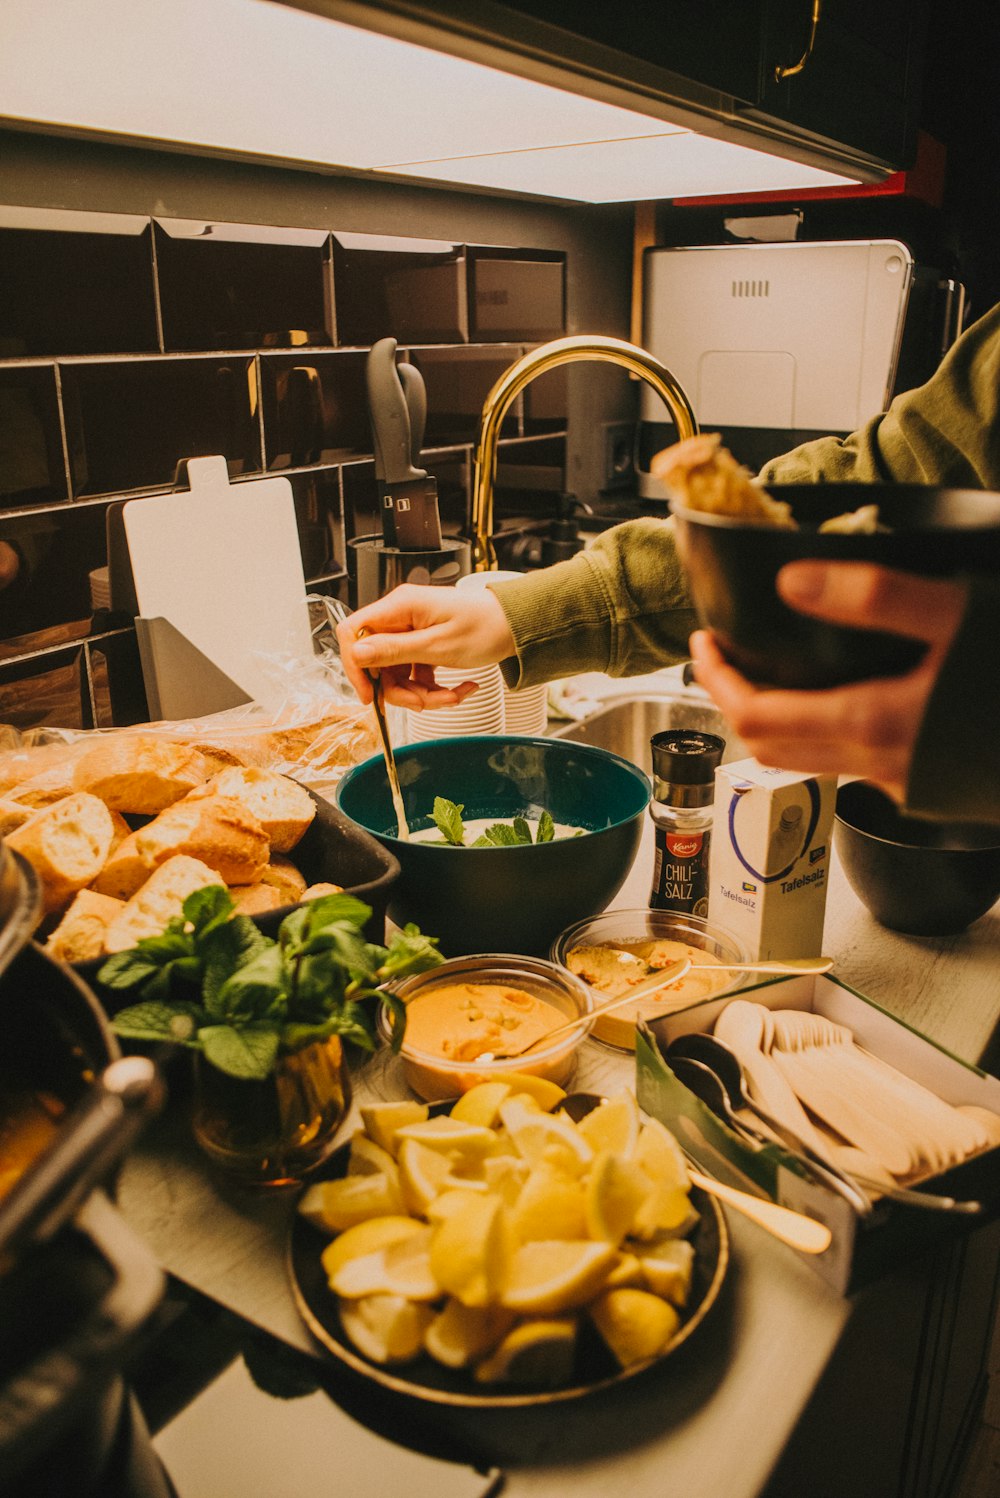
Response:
[[403, 981, 566, 1063], [411, 816, 584, 846], [566, 938, 732, 1049]]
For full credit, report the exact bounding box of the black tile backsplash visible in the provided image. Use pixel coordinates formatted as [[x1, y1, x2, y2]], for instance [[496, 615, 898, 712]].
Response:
[[0, 366, 68, 508], [0, 219, 158, 357], [155, 220, 333, 352], [62, 357, 262, 498], [0, 206, 565, 733], [260, 352, 370, 469]]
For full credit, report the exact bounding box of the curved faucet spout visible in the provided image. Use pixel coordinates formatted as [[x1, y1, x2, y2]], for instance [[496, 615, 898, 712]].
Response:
[[470, 333, 698, 571]]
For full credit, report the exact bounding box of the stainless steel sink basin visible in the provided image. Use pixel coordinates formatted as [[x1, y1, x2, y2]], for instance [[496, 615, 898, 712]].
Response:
[[553, 693, 746, 770]]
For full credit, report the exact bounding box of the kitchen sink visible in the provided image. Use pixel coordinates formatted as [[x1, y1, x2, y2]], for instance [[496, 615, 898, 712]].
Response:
[[553, 693, 746, 770]]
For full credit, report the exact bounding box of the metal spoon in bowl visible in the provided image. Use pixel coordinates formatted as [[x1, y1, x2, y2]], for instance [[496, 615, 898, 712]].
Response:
[[479, 955, 836, 1061], [355, 626, 409, 841]]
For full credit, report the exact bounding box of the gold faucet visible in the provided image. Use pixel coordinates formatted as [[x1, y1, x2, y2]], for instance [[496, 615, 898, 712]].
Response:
[[470, 334, 698, 571]]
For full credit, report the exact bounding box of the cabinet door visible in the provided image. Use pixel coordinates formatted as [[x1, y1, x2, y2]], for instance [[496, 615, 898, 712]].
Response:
[[482, 1, 767, 103], [752, 0, 929, 168]]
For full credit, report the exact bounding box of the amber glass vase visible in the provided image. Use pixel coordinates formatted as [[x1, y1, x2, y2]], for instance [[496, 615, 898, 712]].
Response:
[[192, 1036, 350, 1187]]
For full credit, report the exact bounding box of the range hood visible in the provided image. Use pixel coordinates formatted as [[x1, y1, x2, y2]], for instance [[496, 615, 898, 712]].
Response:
[[0, 0, 875, 203]]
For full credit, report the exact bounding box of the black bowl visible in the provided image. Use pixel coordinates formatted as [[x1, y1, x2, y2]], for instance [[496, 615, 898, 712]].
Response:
[[672, 484, 1000, 689], [834, 781, 1000, 937], [336, 734, 651, 957]]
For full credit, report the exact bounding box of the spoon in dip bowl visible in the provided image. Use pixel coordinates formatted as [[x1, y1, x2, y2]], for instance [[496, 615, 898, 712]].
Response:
[[355, 626, 408, 841]]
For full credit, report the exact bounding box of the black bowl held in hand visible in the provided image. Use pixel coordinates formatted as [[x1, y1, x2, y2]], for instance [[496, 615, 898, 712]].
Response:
[[834, 781, 1000, 937], [672, 485, 1000, 690]]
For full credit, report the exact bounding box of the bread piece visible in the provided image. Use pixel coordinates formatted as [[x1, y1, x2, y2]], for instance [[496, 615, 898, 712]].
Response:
[[103, 856, 222, 954], [72, 734, 210, 814], [0, 740, 88, 798], [257, 856, 308, 904], [0, 796, 36, 838], [7, 792, 116, 914], [93, 794, 269, 899], [229, 883, 285, 915], [187, 766, 315, 852], [301, 882, 343, 900], [651, 433, 795, 528], [44, 889, 125, 963]]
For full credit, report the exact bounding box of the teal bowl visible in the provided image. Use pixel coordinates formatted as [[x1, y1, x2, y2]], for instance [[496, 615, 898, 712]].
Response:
[[335, 734, 651, 957]]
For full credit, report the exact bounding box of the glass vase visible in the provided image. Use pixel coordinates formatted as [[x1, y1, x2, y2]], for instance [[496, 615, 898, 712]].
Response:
[[192, 1036, 350, 1187]]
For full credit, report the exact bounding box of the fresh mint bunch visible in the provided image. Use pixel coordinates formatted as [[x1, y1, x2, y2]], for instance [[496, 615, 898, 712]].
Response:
[[430, 796, 558, 847], [101, 886, 443, 1082]]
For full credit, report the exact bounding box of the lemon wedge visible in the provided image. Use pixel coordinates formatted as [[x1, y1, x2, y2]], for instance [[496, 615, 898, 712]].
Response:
[[449, 1081, 513, 1128], [429, 1193, 511, 1308], [329, 1226, 439, 1301], [473, 1318, 577, 1387], [635, 1117, 690, 1192], [394, 1115, 499, 1162], [501, 1239, 616, 1315], [500, 1074, 567, 1111], [319, 1215, 423, 1283], [637, 1239, 695, 1306], [509, 1166, 588, 1243], [588, 1287, 680, 1368], [604, 1251, 645, 1289], [577, 1090, 640, 1156], [298, 1172, 402, 1233], [347, 1134, 399, 1180], [503, 1108, 594, 1177], [584, 1150, 651, 1245], [424, 1299, 516, 1369], [339, 1293, 435, 1365], [397, 1137, 456, 1215], [359, 1101, 429, 1156]]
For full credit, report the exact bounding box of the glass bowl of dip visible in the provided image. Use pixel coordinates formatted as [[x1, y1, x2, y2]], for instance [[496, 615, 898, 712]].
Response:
[[550, 909, 748, 1051], [378, 952, 594, 1101]]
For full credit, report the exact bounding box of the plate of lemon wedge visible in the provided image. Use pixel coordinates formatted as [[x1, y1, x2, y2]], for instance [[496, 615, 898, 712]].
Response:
[[288, 1078, 729, 1407]]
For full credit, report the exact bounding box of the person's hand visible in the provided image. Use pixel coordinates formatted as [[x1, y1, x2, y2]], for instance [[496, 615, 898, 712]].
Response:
[[689, 561, 969, 803], [336, 583, 517, 709]]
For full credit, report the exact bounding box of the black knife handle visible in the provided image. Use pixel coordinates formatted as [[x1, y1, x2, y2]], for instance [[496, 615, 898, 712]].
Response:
[[366, 338, 423, 485]]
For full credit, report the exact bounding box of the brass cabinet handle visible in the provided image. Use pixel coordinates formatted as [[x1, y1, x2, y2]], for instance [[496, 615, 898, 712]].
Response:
[[774, 0, 823, 82]]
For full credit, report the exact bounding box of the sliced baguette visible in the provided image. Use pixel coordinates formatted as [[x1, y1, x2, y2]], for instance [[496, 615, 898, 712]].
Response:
[[93, 794, 269, 899], [186, 766, 315, 852], [229, 883, 285, 915], [7, 792, 116, 914], [44, 889, 125, 963], [103, 856, 222, 954], [257, 856, 308, 904], [72, 734, 210, 815]]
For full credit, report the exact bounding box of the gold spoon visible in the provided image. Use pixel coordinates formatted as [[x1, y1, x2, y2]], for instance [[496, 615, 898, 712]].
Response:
[[355, 627, 409, 841], [481, 955, 835, 1061]]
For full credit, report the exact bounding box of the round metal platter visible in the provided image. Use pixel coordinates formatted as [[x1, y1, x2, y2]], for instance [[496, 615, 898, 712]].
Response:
[[287, 1111, 730, 1409]]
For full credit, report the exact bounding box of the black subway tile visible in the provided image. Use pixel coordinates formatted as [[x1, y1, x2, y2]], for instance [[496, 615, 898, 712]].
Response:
[[0, 366, 68, 508], [155, 220, 332, 352], [332, 236, 466, 346], [87, 628, 149, 727], [467, 248, 565, 343], [0, 211, 158, 357], [408, 347, 519, 447], [62, 357, 262, 498], [522, 362, 568, 433], [284, 468, 344, 582], [0, 502, 124, 654], [259, 352, 370, 469]]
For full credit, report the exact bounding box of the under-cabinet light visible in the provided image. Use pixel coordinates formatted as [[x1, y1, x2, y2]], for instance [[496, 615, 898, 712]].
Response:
[[0, 0, 861, 202]]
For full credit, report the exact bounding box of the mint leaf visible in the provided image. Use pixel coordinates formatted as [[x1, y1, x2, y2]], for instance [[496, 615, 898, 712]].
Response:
[[379, 989, 408, 1053], [536, 810, 555, 843], [214, 945, 288, 1022], [474, 823, 520, 847], [303, 893, 372, 935], [512, 816, 532, 845], [378, 925, 443, 981], [201, 918, 273, 1014], [199, 1023, 281, 1080], [113, 1000, 202, 1045], [183, 884, 234, 932], [98, 949, 171, 991], [432, 796, 466, 846]]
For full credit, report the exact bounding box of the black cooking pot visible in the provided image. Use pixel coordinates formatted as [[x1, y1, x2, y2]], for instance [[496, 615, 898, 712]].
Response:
[[0, 845, 169, 1498]]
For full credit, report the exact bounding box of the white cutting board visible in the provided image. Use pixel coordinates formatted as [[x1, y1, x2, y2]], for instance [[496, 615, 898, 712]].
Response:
[[122, 456, 313, 719]]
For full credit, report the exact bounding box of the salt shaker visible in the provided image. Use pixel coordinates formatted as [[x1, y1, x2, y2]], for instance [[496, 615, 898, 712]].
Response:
[[648, 730, 726, 917]]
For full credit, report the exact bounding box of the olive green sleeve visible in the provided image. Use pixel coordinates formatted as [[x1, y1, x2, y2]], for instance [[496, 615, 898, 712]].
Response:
[[760, 301, 1000, 489], [489, 515, 697, 689]]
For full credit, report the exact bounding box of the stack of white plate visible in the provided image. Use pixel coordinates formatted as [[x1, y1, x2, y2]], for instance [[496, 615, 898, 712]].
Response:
[[455, 569, 549, 737], [403, 665, 506, 741]]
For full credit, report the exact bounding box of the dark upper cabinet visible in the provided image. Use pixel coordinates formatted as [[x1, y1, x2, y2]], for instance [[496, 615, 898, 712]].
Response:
[[402, 0, 927, 170]]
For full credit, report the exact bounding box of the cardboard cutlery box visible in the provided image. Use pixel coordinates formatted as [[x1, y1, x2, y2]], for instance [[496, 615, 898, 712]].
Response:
[[634, 974, 1000, 1293]]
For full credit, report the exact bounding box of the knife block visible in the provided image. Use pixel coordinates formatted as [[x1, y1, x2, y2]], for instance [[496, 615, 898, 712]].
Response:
[[347, 534, 471, 608]]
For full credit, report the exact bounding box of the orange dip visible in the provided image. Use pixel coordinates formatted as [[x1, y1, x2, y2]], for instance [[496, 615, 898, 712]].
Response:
[[566, 938, 732, 1048], [403, 982, 565, 1063]]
